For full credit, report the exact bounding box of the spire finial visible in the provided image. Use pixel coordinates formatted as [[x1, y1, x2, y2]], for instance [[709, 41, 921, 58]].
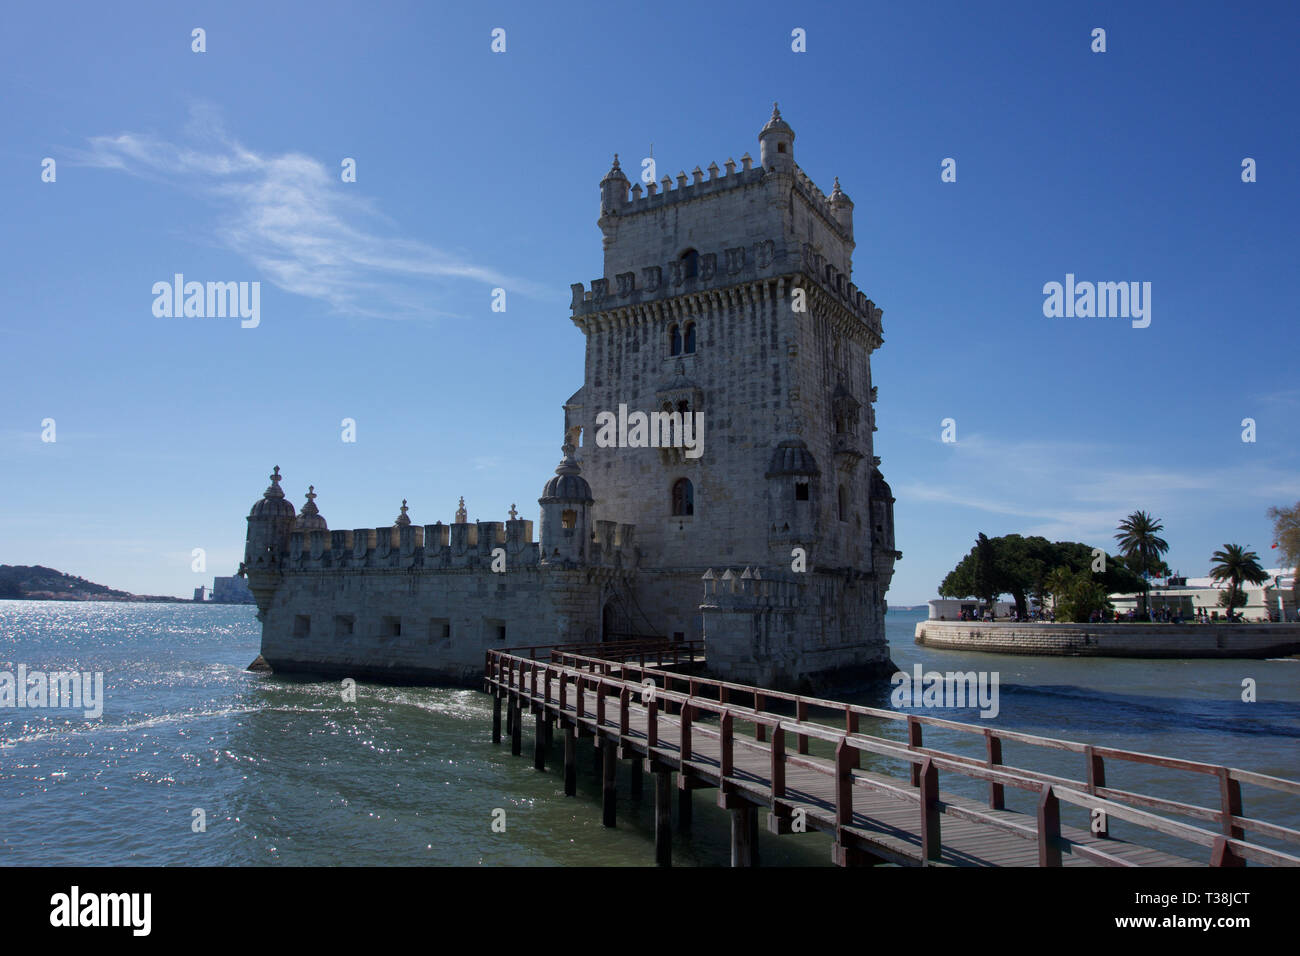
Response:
[[263, 465, 285, 499], [612, 153, 620, 169], [299, 485, 321, 519], [455, 496, 467, 524], [509, 503, 518, 521], [395, 499, 411, 527], [772, 101, 781, 119], [555, 441, 580, 476]]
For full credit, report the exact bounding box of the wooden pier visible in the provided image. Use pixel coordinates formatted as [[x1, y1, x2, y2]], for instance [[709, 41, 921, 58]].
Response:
[[484, 642, 1300, 867]]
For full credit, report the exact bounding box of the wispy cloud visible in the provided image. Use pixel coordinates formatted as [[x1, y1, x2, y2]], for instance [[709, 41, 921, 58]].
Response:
[[898, 432, 1300, 544], [74, 106, 548, 319]]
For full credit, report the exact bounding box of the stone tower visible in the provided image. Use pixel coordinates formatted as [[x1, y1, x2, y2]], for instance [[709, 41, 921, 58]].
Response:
[[565, 105, 900, 688]]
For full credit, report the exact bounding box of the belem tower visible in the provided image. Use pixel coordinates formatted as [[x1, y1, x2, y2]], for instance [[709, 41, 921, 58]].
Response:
[[240, 105, 901, 691]]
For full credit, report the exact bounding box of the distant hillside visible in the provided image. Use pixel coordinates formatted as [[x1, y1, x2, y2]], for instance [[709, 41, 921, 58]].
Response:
[[0, 565, 184, 603]]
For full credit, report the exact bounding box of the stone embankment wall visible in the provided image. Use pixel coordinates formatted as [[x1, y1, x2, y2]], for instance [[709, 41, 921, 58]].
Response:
[[914, 620, 1300, 658]]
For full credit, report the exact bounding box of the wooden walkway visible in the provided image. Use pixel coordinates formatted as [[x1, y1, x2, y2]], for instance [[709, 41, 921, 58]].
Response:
[[484, 644, 1300, 867]]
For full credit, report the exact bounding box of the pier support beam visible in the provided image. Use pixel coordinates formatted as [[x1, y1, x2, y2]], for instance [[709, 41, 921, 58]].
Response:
[[730, 804, 759, 867], [629, 751, 642, 799], [510, 699, 521, 757], [492, 694, 501, 745], [678, 784, 692, 830], [654, 770, 672, 867], [534, 709, 546, 771], [602, 740, 617, 828], [563, 724, 577, 796], [544, 715, 554, 750]]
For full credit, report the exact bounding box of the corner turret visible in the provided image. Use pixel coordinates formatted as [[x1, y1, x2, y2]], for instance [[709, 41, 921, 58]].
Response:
[[599, 154, 630, 216], [538, 441, 594, 565], [830, 176, 854, 239], [758, 102, 795, 174], [243, 466, 297, 616]]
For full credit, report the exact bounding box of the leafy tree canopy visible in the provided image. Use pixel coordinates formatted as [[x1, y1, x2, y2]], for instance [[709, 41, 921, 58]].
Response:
[[938, 534, 1143, 616]]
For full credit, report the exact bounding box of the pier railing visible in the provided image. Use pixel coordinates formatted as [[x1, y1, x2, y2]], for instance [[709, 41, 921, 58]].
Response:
[[485, 647, 1300, 867]]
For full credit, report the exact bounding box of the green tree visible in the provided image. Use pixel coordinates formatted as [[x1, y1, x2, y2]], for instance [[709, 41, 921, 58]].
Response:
[[1114, 511, 1170, 620], [1044, 567, 1113, 623], [1209, 544, 1269, 622], [939, 535, 1142, 618], [1267, 502, 1300, 607]]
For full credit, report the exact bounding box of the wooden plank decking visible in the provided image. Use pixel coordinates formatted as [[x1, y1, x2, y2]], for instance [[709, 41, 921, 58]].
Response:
[[484, 646, 1300, 868]]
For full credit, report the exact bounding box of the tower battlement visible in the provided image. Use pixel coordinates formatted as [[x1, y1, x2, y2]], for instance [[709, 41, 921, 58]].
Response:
[[569, 241, 883, 347]]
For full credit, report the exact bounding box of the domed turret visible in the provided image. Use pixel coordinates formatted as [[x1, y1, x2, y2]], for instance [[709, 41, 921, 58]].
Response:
[[294, 485, 328, 533], [249, 465, 296, 520], [243, 466, 297, 616], [829, 176, 854, 238], [599, 153, 630, 216], [758, 102, 795, 173], [539, 441, 594, 564]]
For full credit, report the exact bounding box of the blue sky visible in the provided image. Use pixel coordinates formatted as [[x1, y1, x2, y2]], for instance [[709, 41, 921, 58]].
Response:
[[1, 0, 1296, 603]]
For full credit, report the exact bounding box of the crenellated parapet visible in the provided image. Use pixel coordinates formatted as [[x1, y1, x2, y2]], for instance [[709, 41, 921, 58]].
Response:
[[569, 240, 882, 347], [700, 566, 800, 610]]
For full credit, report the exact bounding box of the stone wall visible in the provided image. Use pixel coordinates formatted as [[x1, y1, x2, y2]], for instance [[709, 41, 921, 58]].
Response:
[[258, 566, 609, 686], [914, 620, 1300, 659]]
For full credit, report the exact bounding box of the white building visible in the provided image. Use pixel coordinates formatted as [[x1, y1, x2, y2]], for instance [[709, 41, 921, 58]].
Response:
[[1110, 569, 1297, 622]]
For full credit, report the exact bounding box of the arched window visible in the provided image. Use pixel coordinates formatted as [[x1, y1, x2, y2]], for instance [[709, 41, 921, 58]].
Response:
[[684, 321, 696, 353], [837, 485, 848, 522], [671, 478, 694, 517], [680, 248, 699, 279], [670, 324, 682, 356]]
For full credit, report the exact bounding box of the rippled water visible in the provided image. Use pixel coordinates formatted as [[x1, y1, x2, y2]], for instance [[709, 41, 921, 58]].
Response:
[[1, 600, 1296, 865]]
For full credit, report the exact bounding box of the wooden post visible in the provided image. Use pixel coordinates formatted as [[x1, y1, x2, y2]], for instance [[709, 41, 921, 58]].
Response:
[[1218, 768, 1244, 839], [563, 723, 576, 796], [678, 784, 693, 830], [1038, 785, 1062, 867], [796, 699, 809, 754], [505, 695, 514, 737], [908, 717, 923, 786], [1210, 836, 1245, 867], [1085, 745, 1107, 838], [533, 708, 546, 771], [492, 694, 502, 745], [845, 710, 861, 769], [655, 770, 672, 867], [985, 730, 1004, 810], [754, 693, 766, 743], [680, 702, 693, 764], [919, 757, 941, 861], [510, 699, 521, 756], [834, 738, 853, 849], [544, 714, 554, 750], [602, 739, 617, 827], [730, 804, 757, 867], [629, 750, 642, 799]]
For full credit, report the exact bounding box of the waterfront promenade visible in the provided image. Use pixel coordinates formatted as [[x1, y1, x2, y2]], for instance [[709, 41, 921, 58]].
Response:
[[914, 620, 1300, 658], [484, 641, 1300, 867]]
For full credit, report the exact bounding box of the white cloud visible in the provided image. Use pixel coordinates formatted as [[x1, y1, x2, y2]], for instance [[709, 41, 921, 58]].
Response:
[[75, 107, 549, 319]]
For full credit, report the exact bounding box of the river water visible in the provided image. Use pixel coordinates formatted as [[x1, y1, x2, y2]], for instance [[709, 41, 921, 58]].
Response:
[[1, 601, 1296, 865]]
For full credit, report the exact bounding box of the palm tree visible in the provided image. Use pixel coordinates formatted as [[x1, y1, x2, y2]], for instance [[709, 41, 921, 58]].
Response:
[[1209, 544, 1269, 622], [1115, 511, 1169, 620]]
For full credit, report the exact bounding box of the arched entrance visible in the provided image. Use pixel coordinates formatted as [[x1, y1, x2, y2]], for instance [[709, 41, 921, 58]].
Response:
[[601, 600, 617, 643]]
